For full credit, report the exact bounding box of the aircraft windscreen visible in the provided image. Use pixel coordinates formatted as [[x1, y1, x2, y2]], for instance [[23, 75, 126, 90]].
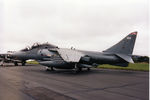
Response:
[[31, 43, 40, 49], [21, 46, 30, 51], [21, 43, 58, 51]]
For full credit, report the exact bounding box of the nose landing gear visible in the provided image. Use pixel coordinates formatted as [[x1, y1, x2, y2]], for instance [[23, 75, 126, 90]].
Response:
[[14, 61, 18, 66], [22, 61, 26, 66]]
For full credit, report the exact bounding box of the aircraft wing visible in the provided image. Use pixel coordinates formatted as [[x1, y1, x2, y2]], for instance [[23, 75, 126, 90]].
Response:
[[57, 48, 85, 63]]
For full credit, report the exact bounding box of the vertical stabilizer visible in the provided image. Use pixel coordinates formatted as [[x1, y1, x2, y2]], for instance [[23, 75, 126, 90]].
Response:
[[103, 32, 137, 55]]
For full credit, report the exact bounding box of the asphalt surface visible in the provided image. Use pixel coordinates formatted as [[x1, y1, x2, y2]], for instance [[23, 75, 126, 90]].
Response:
[[0, 64, 149, 100]]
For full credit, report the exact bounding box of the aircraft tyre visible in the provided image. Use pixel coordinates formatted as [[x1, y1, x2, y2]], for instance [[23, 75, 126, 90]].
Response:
[[22, 61, 26, 66], [87, 68, 91, 71], [14, 62, 18, 66], [50, 67, 54, 71], [0, 60, 4, 66], [46, 67, 50, 71], [73, 64, 82, 73], [46, 67, 55, 71]]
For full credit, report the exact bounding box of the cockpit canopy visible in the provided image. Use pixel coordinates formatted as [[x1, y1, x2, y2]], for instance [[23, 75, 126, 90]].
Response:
[[21, 43, 58, 51]]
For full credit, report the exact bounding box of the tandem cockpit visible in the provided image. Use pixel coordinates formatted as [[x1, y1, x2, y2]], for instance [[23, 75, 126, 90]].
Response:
[[21, 43, 58, 51]]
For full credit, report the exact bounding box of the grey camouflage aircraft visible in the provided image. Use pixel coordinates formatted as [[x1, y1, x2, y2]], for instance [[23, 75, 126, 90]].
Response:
[[0, 43, 58, 66], [38, 32, 137, 72]]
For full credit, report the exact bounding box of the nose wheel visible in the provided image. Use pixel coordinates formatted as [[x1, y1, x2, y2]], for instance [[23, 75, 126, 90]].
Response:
[[22, 61, 26, 66]]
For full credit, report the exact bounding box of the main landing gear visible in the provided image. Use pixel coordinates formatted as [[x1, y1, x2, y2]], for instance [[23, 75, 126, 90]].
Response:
[[46, 67, 55, 71], [14, 61, 26, 66], [87, 67, 91, 71], [73, 64, 91, 73]]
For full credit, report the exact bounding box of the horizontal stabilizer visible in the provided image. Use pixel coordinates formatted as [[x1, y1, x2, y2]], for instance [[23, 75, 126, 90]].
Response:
[[116, 53, 134, 63]]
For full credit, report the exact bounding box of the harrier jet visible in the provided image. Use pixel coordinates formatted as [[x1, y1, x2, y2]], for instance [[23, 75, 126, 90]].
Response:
[[0, 43, 58, 66], [38, 32, 137, 72]]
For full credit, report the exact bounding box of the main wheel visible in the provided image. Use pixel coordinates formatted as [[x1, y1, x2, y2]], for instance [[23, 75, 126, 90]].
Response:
[[50, 67, 54, 71], [87, 68, 91, 71], [22, 61, 26, 66], [73, 64, 82, 73], [14, 62, 18, 66], [46, 67, 55, 71]]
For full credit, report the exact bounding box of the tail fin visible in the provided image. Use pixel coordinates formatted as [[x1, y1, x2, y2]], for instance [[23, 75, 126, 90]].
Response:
[[103, 32, 137, 55], [103, 32, 137, 63]]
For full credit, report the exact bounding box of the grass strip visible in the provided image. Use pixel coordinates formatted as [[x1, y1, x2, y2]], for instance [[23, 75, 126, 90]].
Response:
[[98, 63, 149, 71]]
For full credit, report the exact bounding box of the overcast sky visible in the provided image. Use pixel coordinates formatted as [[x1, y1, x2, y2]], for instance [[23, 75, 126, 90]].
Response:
[[0, 0, 149, 56]]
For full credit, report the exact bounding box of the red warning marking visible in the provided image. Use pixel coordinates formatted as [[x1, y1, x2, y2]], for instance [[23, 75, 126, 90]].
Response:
[[130, 32, 137, 35]]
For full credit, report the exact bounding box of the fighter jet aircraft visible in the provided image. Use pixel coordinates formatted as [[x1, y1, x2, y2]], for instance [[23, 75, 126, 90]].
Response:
[[0, 43, 58, 66], [38, 32, 137, 72]]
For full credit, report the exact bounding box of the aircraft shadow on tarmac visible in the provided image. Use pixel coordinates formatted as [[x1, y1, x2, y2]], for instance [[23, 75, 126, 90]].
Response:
[[0, 64, 138, 76], [38, 68, 137, 76]]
